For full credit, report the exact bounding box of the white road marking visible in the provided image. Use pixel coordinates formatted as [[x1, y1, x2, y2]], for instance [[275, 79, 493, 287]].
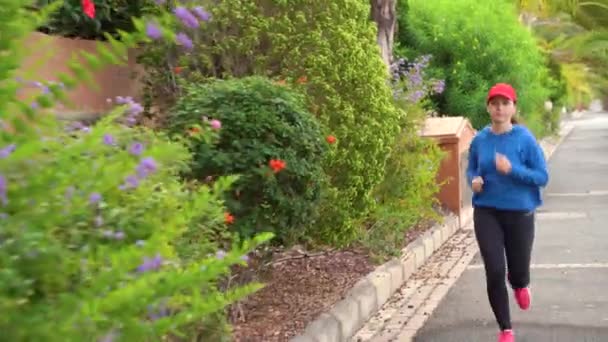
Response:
[[466, 263, 608, 270], [536, 211, 587, 219], [546, 191, 608, 197]]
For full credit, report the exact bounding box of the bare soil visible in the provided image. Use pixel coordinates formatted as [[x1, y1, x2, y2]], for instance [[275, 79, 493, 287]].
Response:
[[230, 218, 439, 342]]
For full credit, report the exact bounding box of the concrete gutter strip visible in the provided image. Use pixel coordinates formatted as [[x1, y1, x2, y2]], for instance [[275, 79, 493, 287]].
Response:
[[290, 117, 577, 342]]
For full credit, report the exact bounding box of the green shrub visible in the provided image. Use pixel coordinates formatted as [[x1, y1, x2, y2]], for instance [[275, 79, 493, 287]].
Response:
[[139, 0, 403, 246], [0, 108, 272, 341], [362, 99, 444, 258], [1, 2, 271, 341], [400, 0, 555, 135], [167, 76, 327, 245]]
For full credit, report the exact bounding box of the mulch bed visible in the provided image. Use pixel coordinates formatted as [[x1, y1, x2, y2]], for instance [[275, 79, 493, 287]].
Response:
[[230, 218, 439, 342]]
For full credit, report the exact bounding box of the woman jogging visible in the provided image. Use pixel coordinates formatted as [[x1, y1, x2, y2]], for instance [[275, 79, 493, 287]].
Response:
[[466, 83, 549, 342]]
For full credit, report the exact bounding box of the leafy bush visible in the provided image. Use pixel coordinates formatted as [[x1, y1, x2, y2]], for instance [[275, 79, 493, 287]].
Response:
[[1, 2, 271, 341], [0, 112, 271, 341], [138, 0, 403, 246], [400, 0, 555, 135], [34, 0, 154, 40], [167, 76, 328, 244]]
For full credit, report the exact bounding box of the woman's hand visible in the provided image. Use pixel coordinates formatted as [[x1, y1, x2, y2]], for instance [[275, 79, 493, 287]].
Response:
[[495, 153, 512, 174], [472, 176, 484, 193]]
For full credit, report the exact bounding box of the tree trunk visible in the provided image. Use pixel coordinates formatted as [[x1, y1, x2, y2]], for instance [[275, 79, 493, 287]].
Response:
[[371, 0, 397, 71]]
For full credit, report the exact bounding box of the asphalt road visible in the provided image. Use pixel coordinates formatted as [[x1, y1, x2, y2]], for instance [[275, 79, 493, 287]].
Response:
[[414, 111, 608, 342]]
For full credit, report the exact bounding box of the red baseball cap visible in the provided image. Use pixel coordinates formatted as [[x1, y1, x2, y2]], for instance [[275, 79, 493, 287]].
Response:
[[487, 83, 517, 103]]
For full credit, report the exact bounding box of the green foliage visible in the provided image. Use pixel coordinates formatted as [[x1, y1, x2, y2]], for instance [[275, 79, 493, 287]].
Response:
[[1, 2, 271, 341], [34, 0, 154, 39], [0, 112, 272, 341], [167, 76, 328, 245], [362, 104, 444, 259], [139, 0, 403, 246], [400, 0, 555, 136]]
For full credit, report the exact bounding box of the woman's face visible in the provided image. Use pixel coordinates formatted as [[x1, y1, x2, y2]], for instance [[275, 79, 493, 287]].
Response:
[[487, 96, 516, 124]]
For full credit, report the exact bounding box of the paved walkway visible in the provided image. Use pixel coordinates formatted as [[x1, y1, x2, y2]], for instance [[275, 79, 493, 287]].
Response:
[[354, 111, 608, 341]]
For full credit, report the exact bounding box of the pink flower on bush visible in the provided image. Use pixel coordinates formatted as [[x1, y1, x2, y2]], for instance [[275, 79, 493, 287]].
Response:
[[209, 119, 221, 130]]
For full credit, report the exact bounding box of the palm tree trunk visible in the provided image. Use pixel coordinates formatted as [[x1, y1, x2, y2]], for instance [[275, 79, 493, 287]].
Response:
[[371, 0, 397, 71]]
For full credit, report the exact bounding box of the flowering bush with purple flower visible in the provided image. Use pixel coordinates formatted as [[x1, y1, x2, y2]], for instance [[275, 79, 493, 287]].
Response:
[[390, 55, 446, 108], [0, 2, 272, 341]]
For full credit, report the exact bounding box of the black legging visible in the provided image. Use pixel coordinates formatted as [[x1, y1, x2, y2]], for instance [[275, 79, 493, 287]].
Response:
[[473, 206, 535, 331]]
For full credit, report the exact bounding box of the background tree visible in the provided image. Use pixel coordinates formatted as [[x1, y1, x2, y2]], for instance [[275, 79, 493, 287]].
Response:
[[371, 0, 397, 70]]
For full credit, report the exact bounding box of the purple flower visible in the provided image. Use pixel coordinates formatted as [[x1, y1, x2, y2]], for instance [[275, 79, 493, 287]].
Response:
[[0, 144, 16, 159], [125, 116, 137, 126], [102, 230, 114, 238], [433, 79, 445, 94], [216, 250, 226, 260], [209, 119, 221, 130], [115, 96, 132, 105], [148, 301, 170, 321], [407, 71, 423, 87], [0, 213, 7, 220], [193, 6, 211, 21], [114, 231, 125, 240], [154, 0, 165, 4], [408, 90, 425, 103], [103, 134, 115, 146], [241, 254, 250, 262], [136, 157, 158, 178], [176, 32, 194, 50], [0, 174, 7, 206], [137, 253, 163, 273], [89, 192, 102, 204], [30, 102, 39, 109], [69, 121, 85, 131], [146, 22, 162, 40], [128, 102, 143, 116], [173, 7, 199, 28], [135, 240, 145, 247], [119, 175, 140, 190], [129, 142, 144, 156]]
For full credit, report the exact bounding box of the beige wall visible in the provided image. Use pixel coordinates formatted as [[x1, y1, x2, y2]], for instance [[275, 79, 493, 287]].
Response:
[[16, 32, 144, 115]]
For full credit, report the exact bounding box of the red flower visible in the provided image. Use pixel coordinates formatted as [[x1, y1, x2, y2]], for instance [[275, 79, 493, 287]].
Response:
[[174, 66, 183, 74], [224, 212, 235, 225], [188, 126, 201, 135], [269, 159, 286, 173], [81, 0, 95, 19], [326, 135, 336, 144]]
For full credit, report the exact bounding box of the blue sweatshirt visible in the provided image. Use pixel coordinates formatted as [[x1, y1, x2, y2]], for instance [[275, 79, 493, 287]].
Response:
[[466, 125, 549, 212]]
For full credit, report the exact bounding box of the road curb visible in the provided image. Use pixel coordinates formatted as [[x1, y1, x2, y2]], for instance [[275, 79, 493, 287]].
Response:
[[290, 116, 577, 342], [290, 214, 461, 342]]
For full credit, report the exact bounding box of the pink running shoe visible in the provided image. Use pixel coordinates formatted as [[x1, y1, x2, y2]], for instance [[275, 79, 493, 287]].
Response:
[[498, 329, 515, 342], [514, 287, 532, 310]]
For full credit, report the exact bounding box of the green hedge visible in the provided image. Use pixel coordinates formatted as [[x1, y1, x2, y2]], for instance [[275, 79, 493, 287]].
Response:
[[140, 0, 404, 246], [399, 0, 556, 135]]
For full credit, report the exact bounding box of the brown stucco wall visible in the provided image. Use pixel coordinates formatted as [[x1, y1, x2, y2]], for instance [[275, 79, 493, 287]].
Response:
[[15, 32, 144, 115]]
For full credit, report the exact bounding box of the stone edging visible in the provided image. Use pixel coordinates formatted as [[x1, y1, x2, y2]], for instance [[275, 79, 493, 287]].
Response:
[[290, 116, 578, 342], [290, 214, 460, 342]]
